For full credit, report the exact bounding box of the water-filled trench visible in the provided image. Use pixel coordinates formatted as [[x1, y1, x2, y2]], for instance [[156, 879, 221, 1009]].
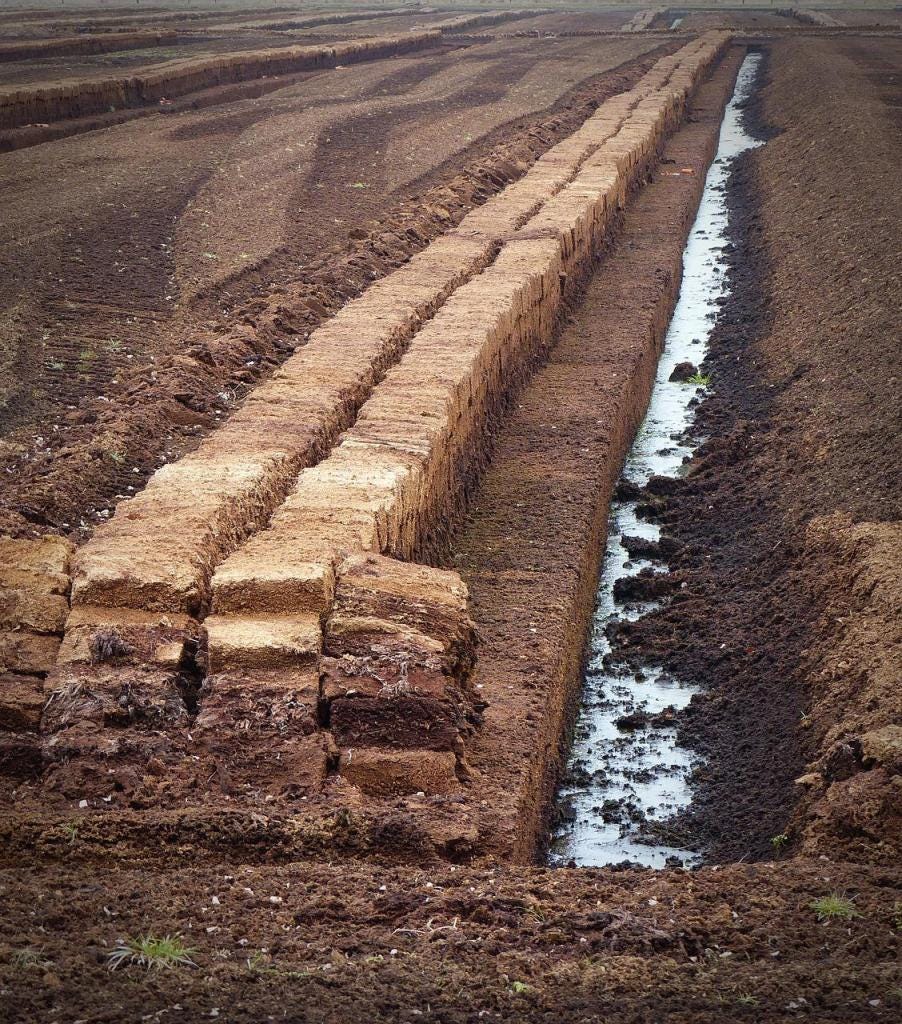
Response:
[[550, 53, 765, 868]]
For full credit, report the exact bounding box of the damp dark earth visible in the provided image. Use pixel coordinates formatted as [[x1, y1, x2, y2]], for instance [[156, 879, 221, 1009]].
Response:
[[0, 5, 899, 1023], [550, 52, 764, 870]]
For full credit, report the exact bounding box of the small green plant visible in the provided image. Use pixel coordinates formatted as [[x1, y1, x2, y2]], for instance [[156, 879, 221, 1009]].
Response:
[[60, 821, 79, 845], [11, 947, 52, 970], [770, 833, 789, 853], [510, 980, 530, 994], [247, 951, 310, 981], [736, 993, 759, 1007], [809, 894, 860, 922], [107, 934, 196, 971], [686, 372, 712, 387]]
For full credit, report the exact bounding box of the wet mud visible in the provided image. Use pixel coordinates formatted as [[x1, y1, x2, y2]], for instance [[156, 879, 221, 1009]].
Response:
[[552, 53, 765, 869]]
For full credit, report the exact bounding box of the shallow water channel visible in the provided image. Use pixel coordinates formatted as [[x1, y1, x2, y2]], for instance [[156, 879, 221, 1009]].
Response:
[[549, 54, 765, 868]]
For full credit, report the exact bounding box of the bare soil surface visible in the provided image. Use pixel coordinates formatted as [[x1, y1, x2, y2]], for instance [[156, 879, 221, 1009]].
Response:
[[0, 33, 667, 537], [1, 857, 899, 1023]]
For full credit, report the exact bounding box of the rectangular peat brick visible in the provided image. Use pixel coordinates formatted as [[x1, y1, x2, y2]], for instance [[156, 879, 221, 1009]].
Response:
[[204, 613, 322, 674], [0, 535, 73, 634], [339, 746, 458, 798], [0, 629, 61, 675], [0, 673, 45, 731]]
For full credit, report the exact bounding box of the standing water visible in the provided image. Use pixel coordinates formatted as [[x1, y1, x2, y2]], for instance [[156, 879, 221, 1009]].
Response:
[[549, 54, 765, 868]]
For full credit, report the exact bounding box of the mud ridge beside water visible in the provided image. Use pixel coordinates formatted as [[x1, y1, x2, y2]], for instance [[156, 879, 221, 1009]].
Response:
[[551, 53, 768, 868], [574, 49, 814, 866]]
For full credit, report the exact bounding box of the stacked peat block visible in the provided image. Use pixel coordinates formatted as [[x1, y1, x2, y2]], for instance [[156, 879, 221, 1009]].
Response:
[[0, 30, 442, 131], [788, 8, 844, 28], [433, 9, 548, 34], [64, 34, 728, 643], [0, 32, 180, 63], [211, 9, 412, 34], [50, 212, 498, 801], [208, 33, 731, 796], [622, 8, 668, 33], [0, 537, 73, 778], [323, 556, 477, 796], [60, 59, 654, 660], [47, 33, 730, 805]]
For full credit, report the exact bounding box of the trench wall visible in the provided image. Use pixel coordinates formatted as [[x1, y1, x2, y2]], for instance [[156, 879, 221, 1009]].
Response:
[[0, 537, 73, 778], [0, 29, 441, 130], [209, 8, 413, 35], [0, 31, 180, 62], [39, 32, 730, 805]]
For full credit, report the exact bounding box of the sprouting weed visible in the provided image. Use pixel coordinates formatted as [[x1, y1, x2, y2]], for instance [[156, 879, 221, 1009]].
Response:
[[60, 821, 79, 845], [10, 947, 52, 970], [107, 934, 196, 971], [809, 894, 860, 922]]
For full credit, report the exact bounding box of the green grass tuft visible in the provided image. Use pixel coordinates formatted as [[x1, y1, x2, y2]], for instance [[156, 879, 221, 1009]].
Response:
[[770, 833, 789, 852], [809, 893, 860, 922], [107, 934, 196, 971], [10, 947, 52, 970]]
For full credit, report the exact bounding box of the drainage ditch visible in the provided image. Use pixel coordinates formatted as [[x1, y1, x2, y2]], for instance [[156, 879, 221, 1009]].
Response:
[[550, 52, 765, 868]]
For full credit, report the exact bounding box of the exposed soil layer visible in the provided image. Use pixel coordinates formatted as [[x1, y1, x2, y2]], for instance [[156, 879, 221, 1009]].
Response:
[[609, 35, 901, 865], [0, 33, 668, 538], [1, 857, 899, 1022]]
